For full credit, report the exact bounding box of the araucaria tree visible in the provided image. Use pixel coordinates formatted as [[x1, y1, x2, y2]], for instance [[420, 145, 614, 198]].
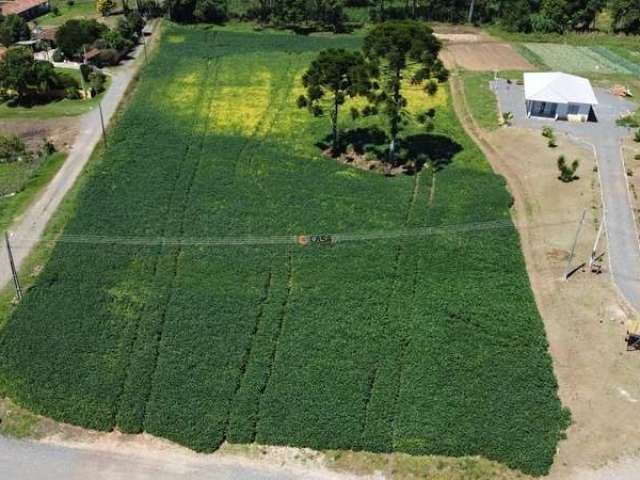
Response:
[[297, 48, 377, 155], [363, 20, 447, 165]]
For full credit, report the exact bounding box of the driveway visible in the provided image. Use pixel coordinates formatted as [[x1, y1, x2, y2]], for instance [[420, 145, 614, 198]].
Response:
[[0, 25, 157, 293], [493, 79, 640, 311]]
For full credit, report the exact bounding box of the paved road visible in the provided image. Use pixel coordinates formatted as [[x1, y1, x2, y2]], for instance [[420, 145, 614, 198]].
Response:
[[0, 27, 155, 292], [494, 80, 640, 311], [0, 437, 362, 480]]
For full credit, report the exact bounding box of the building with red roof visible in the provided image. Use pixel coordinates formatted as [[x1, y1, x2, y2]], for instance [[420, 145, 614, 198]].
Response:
[[0, 0, 50, 19]]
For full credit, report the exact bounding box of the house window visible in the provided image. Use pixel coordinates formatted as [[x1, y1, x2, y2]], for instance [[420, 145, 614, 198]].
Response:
[[568, 104, 580, 115]]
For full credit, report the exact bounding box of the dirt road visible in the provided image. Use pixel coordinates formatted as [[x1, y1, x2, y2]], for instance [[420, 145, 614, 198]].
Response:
[[0, 436, 366, 480], [0, 25, 157, 292]]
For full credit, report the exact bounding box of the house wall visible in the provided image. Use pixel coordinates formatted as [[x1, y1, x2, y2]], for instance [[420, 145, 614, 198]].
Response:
[[559, 103, 591, 122], [527, 101, 592, 122]]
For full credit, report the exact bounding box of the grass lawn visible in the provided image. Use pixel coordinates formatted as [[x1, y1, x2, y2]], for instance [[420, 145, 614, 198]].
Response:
[[35, 0, 101, 27], [0, 25, 568, 476], [461, 72, 500, 130], [0, 152, 66, 231], [0, 70, 111, 120]]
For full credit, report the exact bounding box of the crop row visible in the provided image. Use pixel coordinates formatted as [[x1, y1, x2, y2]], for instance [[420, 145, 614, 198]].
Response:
[[522, 43, 635, 74]]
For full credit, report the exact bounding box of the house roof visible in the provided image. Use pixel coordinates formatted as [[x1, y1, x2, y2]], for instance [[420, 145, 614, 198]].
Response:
[[34, 27, 57, 42], [1, 0, 48, 16], [524, 72, 599, 105]]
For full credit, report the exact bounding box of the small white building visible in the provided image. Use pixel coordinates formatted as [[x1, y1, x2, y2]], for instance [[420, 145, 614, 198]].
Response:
[[524, 72, 598, 122]]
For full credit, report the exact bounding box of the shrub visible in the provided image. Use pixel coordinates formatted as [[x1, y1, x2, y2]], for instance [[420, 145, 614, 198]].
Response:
[[635, 154, 640, 160], [66, 0, 75, 6], [52, 49, 65, 62], [618, 114, 640, 128], [635, 129, 640, 143], [542, 126, 557, 147], [0, 134, 31, 163], [89, 69, 107, 94], [501, 111, 513, 126], [558, 155, 579, 182], [52, 5, 61, 15], [41, 138, 56, 156]]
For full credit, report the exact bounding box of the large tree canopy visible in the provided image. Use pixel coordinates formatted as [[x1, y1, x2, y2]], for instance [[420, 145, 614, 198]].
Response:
[[363, 20, 446, 165], [298, 48, 377, 153], [55, 19, 108, 59], [0, 14, 30, 47], [0, 47, 63, 102], [610, 0, 640, 33]]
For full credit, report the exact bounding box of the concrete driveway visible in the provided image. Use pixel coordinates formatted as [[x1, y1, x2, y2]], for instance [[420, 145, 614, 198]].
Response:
[[493, 79, 640, 311]]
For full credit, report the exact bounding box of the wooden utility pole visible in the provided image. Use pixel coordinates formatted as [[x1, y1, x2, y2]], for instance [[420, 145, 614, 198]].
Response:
[[564, 209, 586, 280], [589, 219, 605, 270], [5, 232, 22, 301], [98, 102, 107, 146]]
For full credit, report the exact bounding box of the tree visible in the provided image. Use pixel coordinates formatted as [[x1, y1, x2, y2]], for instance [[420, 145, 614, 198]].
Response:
[[566, 0, 605, 30], [500, 0, 532, 32], [117, 11, 145, 41], [0, 47, 60, 103], [55, 19, 108, 59], [557, 155, 579, 182], [0, 14, 30, 46], [363, 20, 446, 164], [610, 0, 640, 33], [193, 0, 228, 23], [297, 48, 377, 154], [0, 134, 31, 164], [96, 0, 114, 16]]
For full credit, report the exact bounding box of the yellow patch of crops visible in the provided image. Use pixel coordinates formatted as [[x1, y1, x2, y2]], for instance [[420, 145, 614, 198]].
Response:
[[344, 79, 447, 114], [167, 35, 185, 44], [209, 70, 273, 135], [404, 80, 447, 113], [164, 71, 204, 111]]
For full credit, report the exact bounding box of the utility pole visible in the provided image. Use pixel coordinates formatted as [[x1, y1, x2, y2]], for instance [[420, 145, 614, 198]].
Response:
[[564, 209, 586, 280], [98, 102, 107, 146], [468, 0, 476, 24], [142, 31, 148, 63], [588, 218, 605, 270], [5, 232, 22, 301]]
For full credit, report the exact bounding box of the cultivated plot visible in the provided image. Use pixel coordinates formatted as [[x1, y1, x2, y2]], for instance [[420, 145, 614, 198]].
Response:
[[522, 43, 640, 75], [0, 26, 568, 476]]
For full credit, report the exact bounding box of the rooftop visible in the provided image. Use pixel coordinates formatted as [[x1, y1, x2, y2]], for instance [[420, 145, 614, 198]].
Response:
[[524, 72, 599, 106], [1, 0, 48, 16]]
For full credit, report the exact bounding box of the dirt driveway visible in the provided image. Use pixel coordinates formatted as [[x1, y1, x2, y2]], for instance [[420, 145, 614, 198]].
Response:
[[451, 73, 640, 480]]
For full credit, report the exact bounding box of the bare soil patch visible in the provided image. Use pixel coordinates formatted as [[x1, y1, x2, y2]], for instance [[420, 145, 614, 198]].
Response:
[[451, 73, 640, 480], [441, 43, 532, 71], [0, 118, 79, 152]]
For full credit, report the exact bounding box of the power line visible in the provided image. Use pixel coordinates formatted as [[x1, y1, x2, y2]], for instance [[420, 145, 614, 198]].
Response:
[[6, 216, 598, 250]]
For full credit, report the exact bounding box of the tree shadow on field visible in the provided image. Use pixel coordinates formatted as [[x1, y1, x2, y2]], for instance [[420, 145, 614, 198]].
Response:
[[400, 133, 463, 173], [316, 126, 388, 155], [315, 127, 462, 176]]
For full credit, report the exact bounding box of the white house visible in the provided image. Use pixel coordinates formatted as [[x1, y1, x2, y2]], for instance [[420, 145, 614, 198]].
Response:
[[524, 72, 598, 122]]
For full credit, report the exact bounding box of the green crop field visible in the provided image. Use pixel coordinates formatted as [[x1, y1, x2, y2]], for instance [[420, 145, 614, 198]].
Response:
[[0, 25, 568, 476], [521, 43, 640, 75]]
